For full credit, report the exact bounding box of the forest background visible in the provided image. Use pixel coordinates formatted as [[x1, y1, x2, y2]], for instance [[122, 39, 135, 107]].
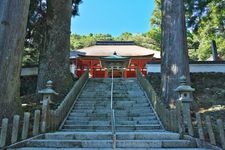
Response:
[[22, 0, 225, 67]]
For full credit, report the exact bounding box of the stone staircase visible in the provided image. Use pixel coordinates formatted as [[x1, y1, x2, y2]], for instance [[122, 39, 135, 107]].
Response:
[[11, 78, 209, 149]]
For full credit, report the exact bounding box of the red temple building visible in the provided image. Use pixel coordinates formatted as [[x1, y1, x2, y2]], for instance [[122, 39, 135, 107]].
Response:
[[70, 41, 160, 78]]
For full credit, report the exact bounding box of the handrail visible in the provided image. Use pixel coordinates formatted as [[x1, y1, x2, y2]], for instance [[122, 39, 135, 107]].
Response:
[[110, 67, 116, 149], [136, 69, 170, 130], [48, 70, 89, 130], [111, 68, 114, 110]]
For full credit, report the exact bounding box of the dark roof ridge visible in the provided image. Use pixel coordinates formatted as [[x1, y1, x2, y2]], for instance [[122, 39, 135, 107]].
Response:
[[95, 41, 135, 46]]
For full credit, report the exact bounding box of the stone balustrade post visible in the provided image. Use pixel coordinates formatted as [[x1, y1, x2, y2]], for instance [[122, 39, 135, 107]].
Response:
[[21, 112, 30, 140], [175, 76, 195, 136], [39, 80, 58, 132], [41, 99, 49, 133], [0, 118, 8, 148], [33, 110, 41, 136], [11, 115, 20, 144], [217, 119, 225, 149]]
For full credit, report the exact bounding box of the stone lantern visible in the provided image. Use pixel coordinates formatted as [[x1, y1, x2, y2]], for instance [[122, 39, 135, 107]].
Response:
[[175, 76, 195, 102], [38, 80, 58, 104], [175, 76, 195, 136]]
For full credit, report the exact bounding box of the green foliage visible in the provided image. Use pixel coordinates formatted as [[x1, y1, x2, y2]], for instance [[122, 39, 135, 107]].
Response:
[[22, 47, 39, 66], [70, 33, 160, 51], [186, 0, 225, 60], [22, 0, 83, 66], [145, 28, 161, 51], [70, 33, 113, 50], [150, 0, 225, 60]]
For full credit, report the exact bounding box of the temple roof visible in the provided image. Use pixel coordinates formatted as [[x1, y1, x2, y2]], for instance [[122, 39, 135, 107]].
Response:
[[75, 41, 160, 58]]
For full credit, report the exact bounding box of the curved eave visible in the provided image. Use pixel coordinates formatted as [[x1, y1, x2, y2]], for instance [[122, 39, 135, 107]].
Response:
[[76, 45, 161, 58], [78, 54, 154, 58]]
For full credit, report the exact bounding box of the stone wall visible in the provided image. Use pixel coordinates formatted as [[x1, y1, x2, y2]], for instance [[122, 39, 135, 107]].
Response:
[[147, 73, 225, 109]]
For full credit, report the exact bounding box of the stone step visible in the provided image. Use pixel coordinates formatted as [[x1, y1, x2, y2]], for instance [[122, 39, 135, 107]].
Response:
[[116, 132, 180, 140], [80, 92, 111, 96], [73, 104, 153, 109], [79, 95, 111, 98], [67, 116, 110, 121], [43, 132, 180, 141], [73, 105, 110, 109], [75, 101, 110, 105], [68, 112, 155, 118], [76, 98, 110, 101], [113, 95, 145, 98], [70, 110, 111, 117], [65, 120, 111, 126], [64, 120, 159, 126], [69, 112, 110, 117], [116, 140, 196, 148], [116, 108, 154, 111], [76, 98, 148, 102], [62, 124, 162, 131], [11, 148, 211, 150], [116, 125, 162, 131], [116, 116, 157, 121], [71, 109, 111, 113], [74, 102, 150, 107], [23, 140, 112, 148], [115, 120, 160, 125], [66, 116, 157, 122], [70, 108, 153, 114], [61, 129, 111, 132], [113, 97, 148, 100], [44, 132, 112, 140], [62, 125, 111, 131], [21, 139, 196, 149], [115, 112, 156, 117], [72, 107, 153, 111], [74, 102, 110, 109]]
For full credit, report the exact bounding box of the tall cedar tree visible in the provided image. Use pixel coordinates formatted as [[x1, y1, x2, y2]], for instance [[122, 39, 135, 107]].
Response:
[[36, 0, 74, 102], [0, 0, 30, 119], [161, 0, 190, 107]]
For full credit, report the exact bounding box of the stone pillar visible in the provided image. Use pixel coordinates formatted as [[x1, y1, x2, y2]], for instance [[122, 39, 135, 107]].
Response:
[[175, 76, 195, 136]]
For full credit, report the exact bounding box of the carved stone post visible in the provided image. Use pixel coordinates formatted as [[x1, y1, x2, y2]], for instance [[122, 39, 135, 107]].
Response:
[[11, 115, 20, 144], [38, 80, 59, 104], [0, 118, 8, 147], [38, 80, 58, 133], [175, 76, 195, 136]]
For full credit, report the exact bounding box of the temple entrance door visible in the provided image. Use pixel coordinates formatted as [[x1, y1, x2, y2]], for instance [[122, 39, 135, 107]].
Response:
[[108, 68, 123, 78]]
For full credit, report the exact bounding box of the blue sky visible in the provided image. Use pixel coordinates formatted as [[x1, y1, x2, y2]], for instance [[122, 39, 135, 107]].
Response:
[[71, 0, 155, 36]]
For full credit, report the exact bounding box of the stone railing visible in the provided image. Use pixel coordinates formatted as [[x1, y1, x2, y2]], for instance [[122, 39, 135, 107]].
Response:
[[0, 70, 89, 149], [136, 69, 225, 149], [136, 69, 179, 132]]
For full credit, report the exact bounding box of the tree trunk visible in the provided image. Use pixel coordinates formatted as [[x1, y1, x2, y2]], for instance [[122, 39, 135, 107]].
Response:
[[37, 0, 73, 102], [0, 0, 30, 119], [161, 0, 190, 108]]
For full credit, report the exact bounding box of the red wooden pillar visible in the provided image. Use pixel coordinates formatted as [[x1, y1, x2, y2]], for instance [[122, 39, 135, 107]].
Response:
[[104, 69, 108, 78], [124, 69, 127, 78]]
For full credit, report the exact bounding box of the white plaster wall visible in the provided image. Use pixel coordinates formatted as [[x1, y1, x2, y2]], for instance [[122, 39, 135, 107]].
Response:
[[21, 65, 77, 76], [147, 64, 225, 73], [21, 67, 38, 76]]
